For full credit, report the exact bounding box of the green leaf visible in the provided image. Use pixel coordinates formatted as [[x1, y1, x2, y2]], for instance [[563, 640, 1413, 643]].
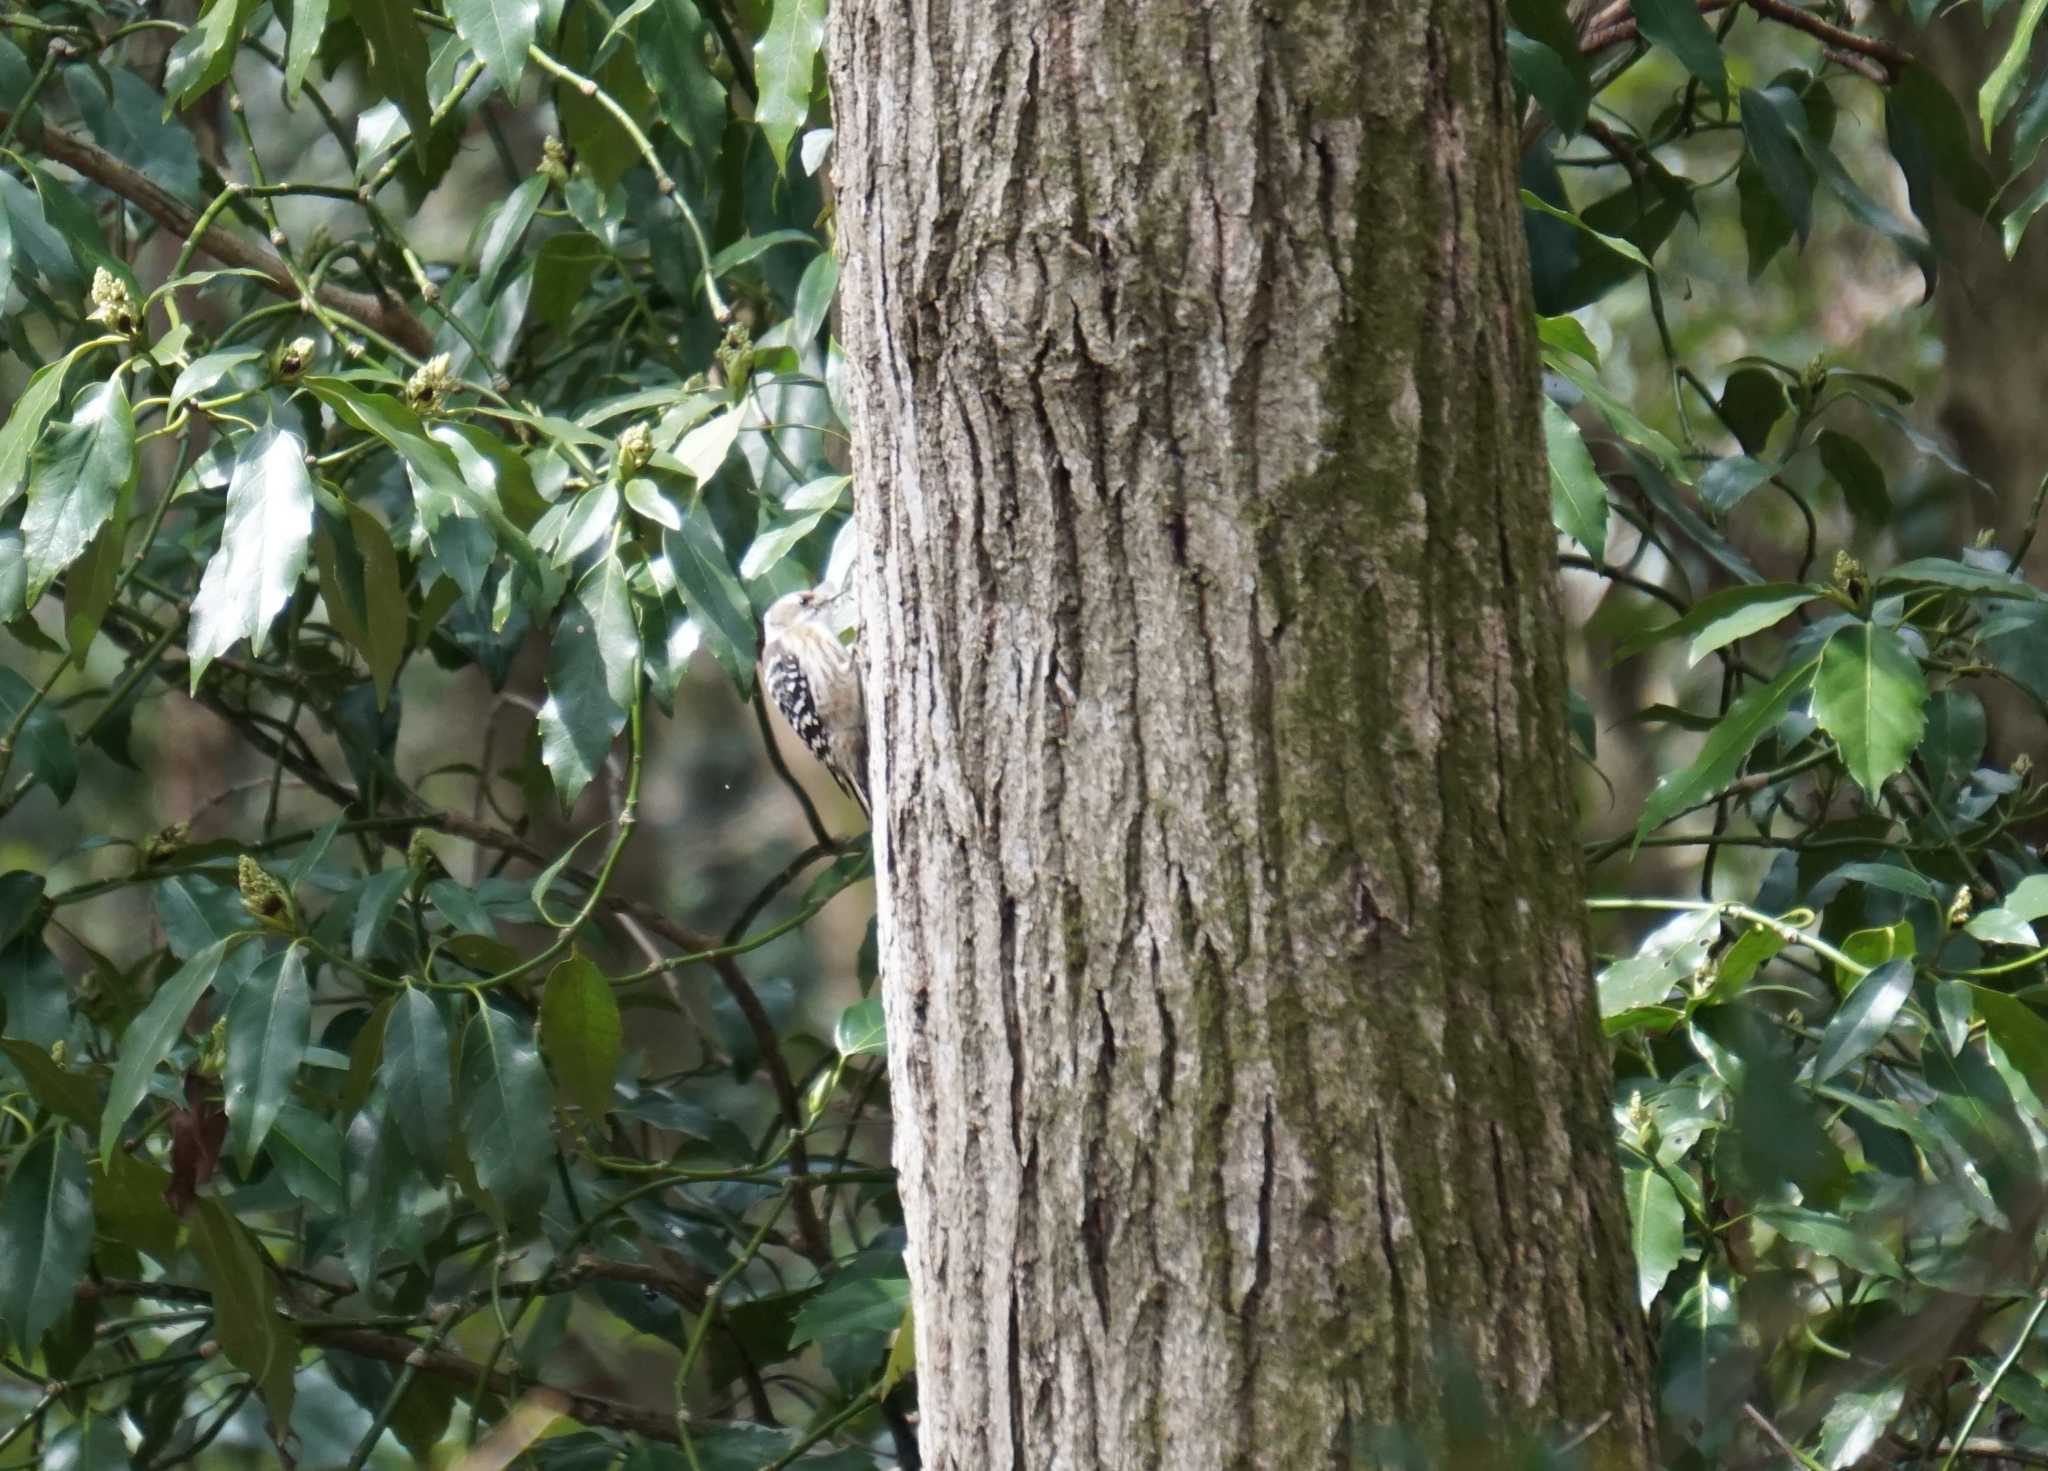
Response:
[[1810, 959, 1912, 1085], [1518, 190, 1653, 270], [1753, 1204, 1900, 1277], [187, 423, 315, 689], [674, 408, 741, 483], [315, 502, 408, 709], [1546, 355, 1688, 477], [1817, 1383, 1905, 1471], [190, 1196, 298, 1428], [836, 996, 886, 1057], [0, 1128, 93, 1350], [665, 498, 760, 685], [791, 250, 838, 355], [384, 986, 454, 1180], [21, 379, 135, 601], [0, 1040, 96, 1127], [1922, 689, 1985, 801], [355, 0, 436, 136], [460, 1000, 554, 1224], [1543, 398, 1607, 561], [164, 0, 262, 106], [752, 0, 826, 172], [266, 1103, 344, 1214], [1887, 64, 1992, 220], [789, 1269, 911, 1347], [169, 349, 264, 418], [1982, 0, 2048, 145], [1637, 658, 1818, 838], [1536, 314, 1599, 366], [1634, 0, 1725, 98], [636, 0, 728, 160], [540, 955, 621, 1120], [1741, 86, 1815, 245], [1695, 455, 1775, 514], [100, 937, 244, 1162], [1615, 583, 1816, 665], [282, 0, 329, 102], [1817, 430, 1888, 527], [1506, 0, 1591, 136], [0, 667, 77, 803], [1622, 1162, 1683, 1309], [1811, 624, 1927, 798], [0, 871, 42, 950], [1877, 556, 2039, 599], [225, 947, 311, 1172], [0, 345, 86, 515], [448, 0, 541, 95], [537, 587, 629, 804], [1966, 908, 2038, 947], [2002, 874, 2048, 922], [741, 509, 832, 582], [1973, 988, 2048, 1106], [2002, 170, 2048, 258]]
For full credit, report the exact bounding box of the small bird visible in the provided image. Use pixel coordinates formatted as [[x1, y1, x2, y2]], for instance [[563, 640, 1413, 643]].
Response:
[[760, 587, 869, 815]]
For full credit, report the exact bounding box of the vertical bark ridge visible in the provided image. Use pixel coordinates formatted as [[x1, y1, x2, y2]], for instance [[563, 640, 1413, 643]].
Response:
[[830, 2, 1655, 1465]]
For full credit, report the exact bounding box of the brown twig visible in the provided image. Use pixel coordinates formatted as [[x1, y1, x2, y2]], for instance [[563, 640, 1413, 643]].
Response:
[[1579, 0, 1909, 78], [0, 109, 434, 355]]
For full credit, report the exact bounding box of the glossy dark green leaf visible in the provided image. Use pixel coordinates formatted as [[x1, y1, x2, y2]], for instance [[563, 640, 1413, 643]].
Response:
[[187, 422, 315, 689], [1974, 987, 2048, 1116], [1966, 907, 2038, 948], [1614, 583, 1816, 665], [282, 0, 328, 101], [22, 378, 135, 600], [1634, 0, 1725, 97], [0, 667, 76, 803], [1695, 454, 1775, 514], [1740, 86, 1814, 245], [460, 1001, 554, 1223], [266, 1103, 345, 1215], [541, 955, 621, 1120], [788, 1268, 911, 1347], [835, 996, 886, 1057], [538, 587, 629, 803], [664, 498, 759, 690], [1888, 64, 1992, 222], [0, 1128, 93, 1350], [354, 0, 435, 136], [66, 69, 202, 206], [1753, 1205, 1900, 1277], [1717, 367, 1787, 455], [190, 1196, 298, 1427], [1981, 0, 2048, 144], [1638, 658, 1817, 838], [1507, 31, 1588, 139], [100, 937, 244, 1162], [1543, 398, 1606, 561], [0, 1040, 95, 1126], [1817, 429, 1888, 527], [343, 1095, 407, 1297], [1811, 960, 1913, 1084], [1877, 556, 2038, 599], [448, 0, 541, 95], [752, 0, 826, 172], [225, 946, 312, 1172], [636, 0, 728, 160], [1811, 624, 1927, 798], [384, 986, 454, 1178], [1622, 1162, 1683, 1309], [315, 502, 408, 710], [163, 0, 262, 106], [791, 250, 838, 356]]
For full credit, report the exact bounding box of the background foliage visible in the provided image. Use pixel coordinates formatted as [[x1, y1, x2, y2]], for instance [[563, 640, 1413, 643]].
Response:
[[10, 0, 2048, 1467], [0, 0, 899, 1466]]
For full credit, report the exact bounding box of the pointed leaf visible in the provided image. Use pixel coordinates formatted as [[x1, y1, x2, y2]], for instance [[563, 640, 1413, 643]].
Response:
[[384, 986, 454, 1178], [1634, 0, 1725, 97], [188, 423, 315, 688], [1811, 624, 1927, 798], [752, 0, 826, 172], [100, 937, 245, 1162], [1544, 398, 1607, 560], [0, 1129, 93, 1350], [21, 379, 135, 600], [538, 588, 629, 803], [190, 1196, 298, 1428], [1622, 1163, 1683, 1309], [448, 0, 541, 96], [1811, 959, 1913, 1084], [541, 955, 621, 1120], [460, 1001, 553, 1223], [1638, 658, 1817, 837], [225, 947, 311, 1172]]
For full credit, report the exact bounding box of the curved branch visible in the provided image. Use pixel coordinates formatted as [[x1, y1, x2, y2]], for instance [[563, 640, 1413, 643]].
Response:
[[0, 109, 435, 356]]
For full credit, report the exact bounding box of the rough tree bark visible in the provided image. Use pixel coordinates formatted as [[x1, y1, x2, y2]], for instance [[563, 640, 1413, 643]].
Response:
[[828, 4, 1654, 1466]]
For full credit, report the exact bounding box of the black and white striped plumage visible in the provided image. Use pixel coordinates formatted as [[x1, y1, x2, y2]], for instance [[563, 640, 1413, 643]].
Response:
[[761, 588, 869, 815]]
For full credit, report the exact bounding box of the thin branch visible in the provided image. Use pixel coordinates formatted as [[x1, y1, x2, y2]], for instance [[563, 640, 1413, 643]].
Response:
[[1579, 0, 1909, 78]]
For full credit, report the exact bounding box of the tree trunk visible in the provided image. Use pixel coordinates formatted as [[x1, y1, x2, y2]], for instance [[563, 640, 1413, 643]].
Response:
[[828, 4, 1655, 1466]]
